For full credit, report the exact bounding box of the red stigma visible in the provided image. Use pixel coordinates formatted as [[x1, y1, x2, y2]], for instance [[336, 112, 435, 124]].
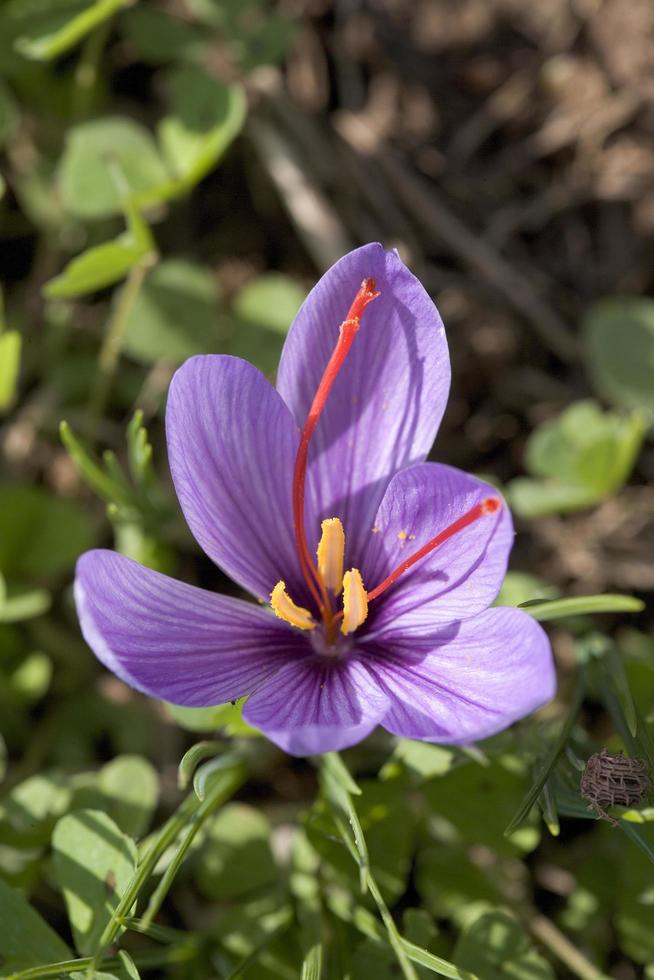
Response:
[[365, 496, 503, 604], [292, 278, 379, 618]]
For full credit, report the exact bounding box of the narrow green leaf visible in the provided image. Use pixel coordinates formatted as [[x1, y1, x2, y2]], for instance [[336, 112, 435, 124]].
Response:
[[321, 751, 362, 796], [520, 594, 644, 621], [60, 420, 129, 504], [0, 329, 21, 411], [192, 752, 244, 802], [118, 951, 141, 980], [300, 944, 322, 980], [177, 740, 224, 790], [141, 760, 246, 929], [618, 820, 654, 866], [43, 238, 148, 299], [14, 0, 131, 61], [539, 779, 560, 837], [505, 671, 585, 836], [401, 938, 479, 980]]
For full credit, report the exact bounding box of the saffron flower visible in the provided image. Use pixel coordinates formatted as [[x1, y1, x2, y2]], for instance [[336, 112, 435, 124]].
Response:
[[75, 243, 555, 756]]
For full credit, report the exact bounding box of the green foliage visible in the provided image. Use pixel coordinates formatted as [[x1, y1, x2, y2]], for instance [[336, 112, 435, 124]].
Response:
[[508, 400, 646, 517], [0, 877, 71, 971], [195, 803, 277, 899], [454, 910, 555, 979], [584, 297, 654, 411], [122, 259, 219, 365], [52, 809, 137, 954], [157, 65, 246, 189], [0, 0, 651, 976], [0, 484, 95, 579], [12, 0, 131, 62], [57, 117, 170, 220]]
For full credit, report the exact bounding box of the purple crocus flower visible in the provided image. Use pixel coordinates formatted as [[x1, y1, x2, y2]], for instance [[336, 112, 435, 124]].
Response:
[[75, 243, 555, 756]]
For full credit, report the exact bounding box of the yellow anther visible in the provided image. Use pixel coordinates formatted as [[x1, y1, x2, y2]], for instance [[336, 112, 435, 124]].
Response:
[[340, 568, 368, 635], [270, 581, 316, 631], [317, 517, 345, 594]]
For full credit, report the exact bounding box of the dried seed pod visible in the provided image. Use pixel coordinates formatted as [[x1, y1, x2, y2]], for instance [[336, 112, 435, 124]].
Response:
[[580, 749, 651, 826]]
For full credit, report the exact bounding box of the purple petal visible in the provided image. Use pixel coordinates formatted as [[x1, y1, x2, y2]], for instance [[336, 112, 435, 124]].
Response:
[[75, 550, 306, 705], [276, 244, 450, 562], [166, 355, 308, 602], [242, 655, 389, 756], [360, 608, 555, 744], [361, 464, 513, 634]]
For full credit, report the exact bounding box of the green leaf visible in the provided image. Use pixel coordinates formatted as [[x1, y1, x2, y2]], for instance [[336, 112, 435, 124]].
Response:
[[121, 6, 206, 64], [233, 273, 305, 335], [221, 273, 305, 375], [178, 740, 224, 789], [386, 740, 457, 781], [44, 237, 151, 298], [118, 950, 141, 979], [157, 65, 246, 189], [520, 594, 644, 621], [0, 877, 71, 971], [60, 420, 130, 506], [0, 586, 50, 622], [52, 809, 138, 955], [300, 944, 323, 980], [417, 846, 503, 924], [98, 755, 159, 838], [0, 771, 71, 845], [454, 909, 555, 979], [9, 650, 52, 700], [423, 756, 539, 857], [165, 699, 258, 737], [505, 671, 585, 836], [0, 484, 95, 578], [195, 802, 277, 900], [13, 0, 130, 61], [122, 258, 219, 364], [584, 296, 654, 411], [0, 78, 18, 150], [507, 478, 596, 517], [57, 117, 169, 219], [495, 571, 559, 608], [0, 329, 21, 411], [508, 400, 646, 517]]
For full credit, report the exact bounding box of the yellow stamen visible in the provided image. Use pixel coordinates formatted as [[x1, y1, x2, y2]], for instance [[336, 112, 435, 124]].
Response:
[[341, 568, 368, 635], [270, 581, 316, 631], [317, 517, 345, 594]]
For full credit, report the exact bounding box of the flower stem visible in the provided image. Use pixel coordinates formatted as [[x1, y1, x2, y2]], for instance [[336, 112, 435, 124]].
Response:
[[89, 252, 157, 438], [140, 760, 246, 929]]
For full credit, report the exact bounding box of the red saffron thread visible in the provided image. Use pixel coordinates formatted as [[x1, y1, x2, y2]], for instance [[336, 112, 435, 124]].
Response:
[[292, 278, 380, 618], [332, 496, 502, 626], [367, 497, 502, 603]]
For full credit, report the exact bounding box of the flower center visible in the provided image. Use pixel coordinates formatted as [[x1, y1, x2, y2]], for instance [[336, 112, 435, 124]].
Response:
[[269, 278, 502, 643]]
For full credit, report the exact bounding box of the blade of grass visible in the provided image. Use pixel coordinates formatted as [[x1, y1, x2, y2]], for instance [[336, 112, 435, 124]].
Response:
[[505, 669, 585, 835]]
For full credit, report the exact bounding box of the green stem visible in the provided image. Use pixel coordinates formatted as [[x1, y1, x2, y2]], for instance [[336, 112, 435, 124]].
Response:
[[89, 252, 156, 437], [88, 790, 200, 974], [73, 16, 112, 120], [7, 941, 198, 980], [529, 914, 611, 980], [140, 762, 246, 929], [365, 874, 419, 980]]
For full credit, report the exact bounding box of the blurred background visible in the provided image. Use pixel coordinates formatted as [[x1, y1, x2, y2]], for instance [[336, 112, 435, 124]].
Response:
[[1, 1, 654, 977]]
